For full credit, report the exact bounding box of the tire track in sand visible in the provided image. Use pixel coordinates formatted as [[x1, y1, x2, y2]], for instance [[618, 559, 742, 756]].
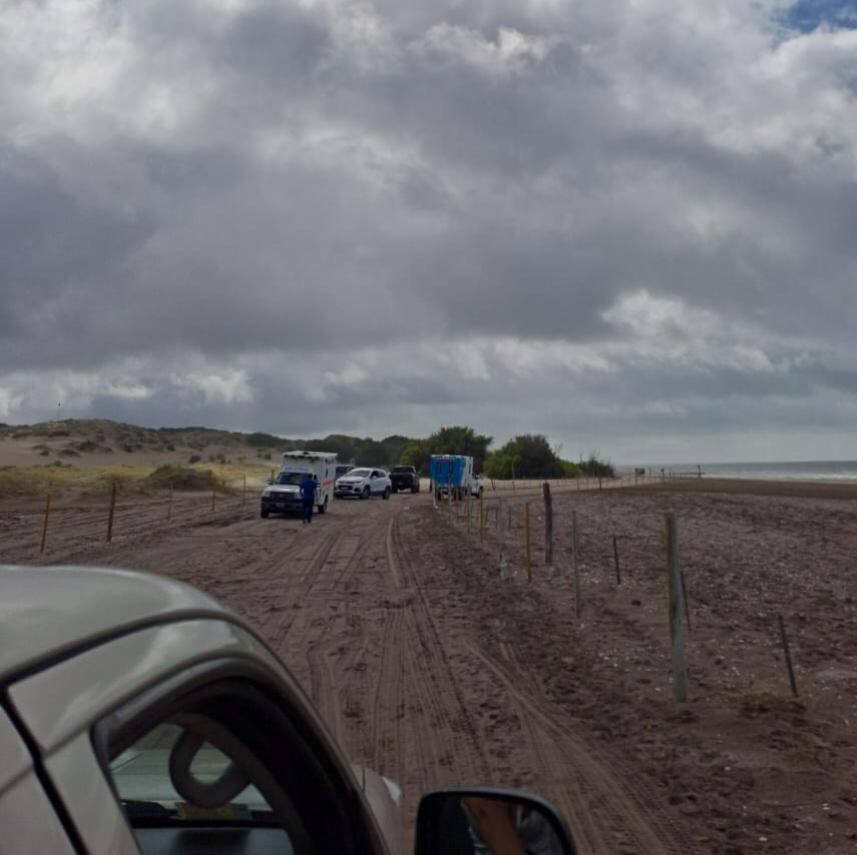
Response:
[[463, 640, 696, 855], [381, 511, 492, 791]]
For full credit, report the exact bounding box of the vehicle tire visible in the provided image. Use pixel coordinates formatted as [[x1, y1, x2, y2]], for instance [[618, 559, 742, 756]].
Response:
[[391, 486, 397, 493], [383, 487, 391, 500], [477, 487, 484, 497], [361, 486, 370, 500], [318, 497, 328, 514], [260, 508, 269, 518]]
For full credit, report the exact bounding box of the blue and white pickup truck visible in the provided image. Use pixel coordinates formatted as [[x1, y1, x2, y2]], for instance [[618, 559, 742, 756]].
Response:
[[261, 450, 337, 517]]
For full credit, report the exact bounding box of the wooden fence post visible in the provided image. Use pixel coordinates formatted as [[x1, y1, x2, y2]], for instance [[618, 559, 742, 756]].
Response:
[[665, 513, 688, 702], [40, 492, 52, 554], [524, 502, 532, 582], [106, 480, 117, 543], [498, 499, 509, 578], [543, 482, 553, 565], [571, 511, 581, 617], [613, 534, 621, 584], [778, 614, 799, 697]]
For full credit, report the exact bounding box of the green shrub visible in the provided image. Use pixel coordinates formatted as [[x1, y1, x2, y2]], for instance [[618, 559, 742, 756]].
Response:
[[144, 465, 229, 492], [245, 431, 282, 448], [579, 454, 615, 478]]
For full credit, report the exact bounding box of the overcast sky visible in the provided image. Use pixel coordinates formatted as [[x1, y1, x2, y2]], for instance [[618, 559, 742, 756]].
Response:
[[2, 0, 857, 463]]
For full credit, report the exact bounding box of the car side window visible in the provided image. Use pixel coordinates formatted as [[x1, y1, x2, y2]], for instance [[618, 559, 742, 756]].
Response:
[[97, 677, 373, 855], [107, 717, 306, 854]]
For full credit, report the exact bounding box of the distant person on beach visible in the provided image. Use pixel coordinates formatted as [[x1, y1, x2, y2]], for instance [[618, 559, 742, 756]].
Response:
[[299, 474, 317, 525]]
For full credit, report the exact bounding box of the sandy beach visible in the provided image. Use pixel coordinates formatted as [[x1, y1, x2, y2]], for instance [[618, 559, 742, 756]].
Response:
[[2, 473, 856, 852]]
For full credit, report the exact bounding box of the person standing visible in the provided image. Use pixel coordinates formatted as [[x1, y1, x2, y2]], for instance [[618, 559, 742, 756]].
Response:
[[299, 473, 317, 525]]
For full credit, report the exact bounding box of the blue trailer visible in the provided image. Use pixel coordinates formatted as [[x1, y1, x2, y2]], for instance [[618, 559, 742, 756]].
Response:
[[429, 455, 482, 500]]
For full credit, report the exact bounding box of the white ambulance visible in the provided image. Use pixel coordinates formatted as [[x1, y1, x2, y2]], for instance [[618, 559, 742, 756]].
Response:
[[260, 451, 338, 518]]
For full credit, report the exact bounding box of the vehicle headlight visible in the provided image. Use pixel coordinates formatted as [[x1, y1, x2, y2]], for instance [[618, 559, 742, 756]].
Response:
[[263, 489, 272, 496]]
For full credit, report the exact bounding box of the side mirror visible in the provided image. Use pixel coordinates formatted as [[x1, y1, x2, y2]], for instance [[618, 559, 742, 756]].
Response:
[[415, 788, 576, 855]]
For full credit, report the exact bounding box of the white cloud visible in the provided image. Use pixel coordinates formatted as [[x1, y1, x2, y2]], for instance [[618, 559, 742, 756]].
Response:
[[415, 24, 553, 75], [172, 369, 254, 406], [2, 0, 857, 459], [0, 387, 19, 420]]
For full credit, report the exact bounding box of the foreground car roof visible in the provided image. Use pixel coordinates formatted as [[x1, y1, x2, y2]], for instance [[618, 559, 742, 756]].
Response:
[[0, 565, 232, 685]]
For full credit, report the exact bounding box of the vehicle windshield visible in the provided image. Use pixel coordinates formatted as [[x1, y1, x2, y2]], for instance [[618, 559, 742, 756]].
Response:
[[345, 468, 371, 478], [392, 466, 413, 472], [274, 471, 307, 485]]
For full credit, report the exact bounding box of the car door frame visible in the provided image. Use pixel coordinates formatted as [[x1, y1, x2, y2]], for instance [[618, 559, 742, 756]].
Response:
[[0, 704, 79, 854], [7, 617, 395, 855]]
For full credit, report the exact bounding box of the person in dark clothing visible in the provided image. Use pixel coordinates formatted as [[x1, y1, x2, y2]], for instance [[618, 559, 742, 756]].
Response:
[[299, 474, 317, 524]]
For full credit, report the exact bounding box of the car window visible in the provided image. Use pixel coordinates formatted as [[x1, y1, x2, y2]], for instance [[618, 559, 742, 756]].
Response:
[[108, 720, 302, 852], [110, 722, 271, 816], [90, 660, 396, 855], [349, 469, 371, 477]]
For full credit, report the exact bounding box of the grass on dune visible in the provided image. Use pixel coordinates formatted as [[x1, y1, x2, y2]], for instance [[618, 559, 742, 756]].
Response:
[[0, 461, 274, 497]]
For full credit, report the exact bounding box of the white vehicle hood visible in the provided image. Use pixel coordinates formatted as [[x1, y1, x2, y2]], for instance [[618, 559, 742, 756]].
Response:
[[265, 485, 300, 494], [337, 477, 366, 484]]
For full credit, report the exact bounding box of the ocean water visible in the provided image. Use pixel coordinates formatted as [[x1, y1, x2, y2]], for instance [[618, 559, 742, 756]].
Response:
[[621, 460, 857, 482]]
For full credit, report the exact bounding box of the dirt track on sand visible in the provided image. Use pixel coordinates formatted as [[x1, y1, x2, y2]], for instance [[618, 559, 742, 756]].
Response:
[[3, 482, 856, 852]]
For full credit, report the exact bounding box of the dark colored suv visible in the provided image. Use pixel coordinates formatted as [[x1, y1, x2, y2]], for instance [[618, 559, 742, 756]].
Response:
[[389, 465, 420, 493]]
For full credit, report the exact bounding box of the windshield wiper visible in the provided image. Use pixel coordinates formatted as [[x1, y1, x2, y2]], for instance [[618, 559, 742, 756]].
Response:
[[122, 799, 278, 825]]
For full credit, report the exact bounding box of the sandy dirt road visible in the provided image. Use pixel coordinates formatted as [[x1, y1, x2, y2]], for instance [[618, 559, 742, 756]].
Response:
[[0, 485, 704, 853]]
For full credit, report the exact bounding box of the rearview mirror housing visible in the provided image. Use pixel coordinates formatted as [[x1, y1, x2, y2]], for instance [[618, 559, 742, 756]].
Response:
[[415, 787, 576, 855]]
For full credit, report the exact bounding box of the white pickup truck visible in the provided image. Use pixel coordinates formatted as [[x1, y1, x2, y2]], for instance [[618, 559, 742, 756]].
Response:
[[261, 451, 337, 517]]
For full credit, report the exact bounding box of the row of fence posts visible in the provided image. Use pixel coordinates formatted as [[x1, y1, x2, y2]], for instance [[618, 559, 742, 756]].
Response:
[[38, 473, 253, 554], [439, 481, 801, 704]]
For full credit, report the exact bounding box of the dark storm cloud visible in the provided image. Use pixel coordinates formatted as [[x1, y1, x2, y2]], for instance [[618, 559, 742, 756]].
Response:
[[2, 0, 857, 457], [0, 146, 154, 325]]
